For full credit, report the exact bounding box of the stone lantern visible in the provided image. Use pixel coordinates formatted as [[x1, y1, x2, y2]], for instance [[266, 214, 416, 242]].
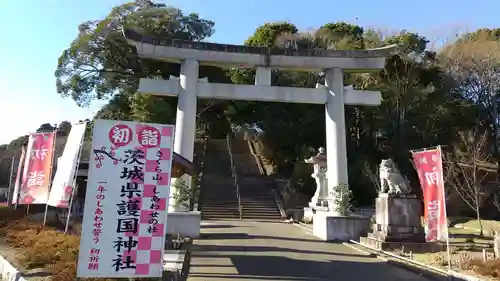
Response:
[[302, 147, 330, 222], [305, 147, 328, 208]]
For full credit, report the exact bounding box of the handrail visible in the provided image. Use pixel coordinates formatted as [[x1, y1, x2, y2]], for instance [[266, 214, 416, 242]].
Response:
[[226, 133, 242, 220], [190, 137, 207, 211]]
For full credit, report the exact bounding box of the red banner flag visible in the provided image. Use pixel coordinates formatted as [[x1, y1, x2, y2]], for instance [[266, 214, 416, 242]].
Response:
[[411, 147, 448, 242], [19, 132, 56, 204]]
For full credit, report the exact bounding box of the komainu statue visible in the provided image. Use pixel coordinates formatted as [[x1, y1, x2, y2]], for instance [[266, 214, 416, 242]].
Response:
[[379, 159, 411, 195]]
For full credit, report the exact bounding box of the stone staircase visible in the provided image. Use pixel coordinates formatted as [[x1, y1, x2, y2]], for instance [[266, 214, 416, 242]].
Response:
[[230, 139, 283, 222], [200, 138, 283, 222], [199, 139, 240, 220], [239, 177, 283, 221]]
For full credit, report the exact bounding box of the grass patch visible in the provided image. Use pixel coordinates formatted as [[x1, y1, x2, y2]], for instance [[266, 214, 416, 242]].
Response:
[[464, 220, 500, 234], [0, 208, 158, 281], [450, 217, 500, 234], [393, 226, 497, 279]]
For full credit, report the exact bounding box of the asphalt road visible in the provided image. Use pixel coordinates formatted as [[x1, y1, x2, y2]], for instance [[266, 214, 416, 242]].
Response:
[[187, 220, 431, 281]]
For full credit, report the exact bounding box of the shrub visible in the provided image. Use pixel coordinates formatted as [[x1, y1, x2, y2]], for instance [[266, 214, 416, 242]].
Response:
[[0, 209, 158, 281], [467, 258, 500, 278], [0, 208, 27, 229]]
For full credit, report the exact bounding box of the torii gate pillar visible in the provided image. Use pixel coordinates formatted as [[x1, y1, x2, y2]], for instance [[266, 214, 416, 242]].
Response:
[[174, 59, 198, 163], [170, 59, 198, 212], [324, 68, 348, 212]]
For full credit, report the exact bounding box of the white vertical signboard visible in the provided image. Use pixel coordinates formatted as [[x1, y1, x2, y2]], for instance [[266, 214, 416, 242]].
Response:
[[48, 122, 87, 207], [77, 120, 175, 278]]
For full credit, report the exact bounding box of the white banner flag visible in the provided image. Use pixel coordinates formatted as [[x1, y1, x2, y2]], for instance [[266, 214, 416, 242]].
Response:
[[77, 119, 174, 278], [11, 147, 26, 204], [47, 122, 87, 207]]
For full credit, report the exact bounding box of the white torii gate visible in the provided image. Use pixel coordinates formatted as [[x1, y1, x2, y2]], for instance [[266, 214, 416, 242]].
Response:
[[124, 29, 396, 215]]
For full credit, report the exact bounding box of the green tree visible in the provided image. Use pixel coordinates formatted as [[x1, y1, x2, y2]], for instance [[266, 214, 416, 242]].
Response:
[[57, 121, 72, 136], [440, 29, 500, 179], [94, 94, 133, 121], [227, 23, 472, 205], [244, 22, 298, 47], [227, 22, 369, 182], [57, 0, 236, 129], [36, 123, 56, 133], [55, 0, 224, 127], [55, 1, 215, 105]]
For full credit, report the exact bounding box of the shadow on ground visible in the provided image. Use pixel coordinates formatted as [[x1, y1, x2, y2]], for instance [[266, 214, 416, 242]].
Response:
[[188, 220, 430, 281], [201, 224, 239, 229], [195, 244, 370, 258], [200, 232, 322, 243], [23, 269, 52, 278], [189, 256, 424, 281]]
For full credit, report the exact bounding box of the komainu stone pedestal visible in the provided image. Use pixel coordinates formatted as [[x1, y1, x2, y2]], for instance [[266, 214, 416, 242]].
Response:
[[372, 194, 425, 242], [313, 212, 370, 241], [360, 194, 441, 253]]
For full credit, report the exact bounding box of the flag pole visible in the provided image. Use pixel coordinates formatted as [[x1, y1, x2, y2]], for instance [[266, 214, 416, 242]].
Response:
[[64, 184, 77, 234], [25, 133, 39, 216], [7, 156, 15, 208], [439, 145, 452, 272], [13, 146, 27, 211], [43, 129, 58, 227], [64, 128, 85, 233]]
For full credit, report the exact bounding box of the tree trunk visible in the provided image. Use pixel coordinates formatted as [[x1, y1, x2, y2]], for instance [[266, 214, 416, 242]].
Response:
[[476, 208, 484, 237], [492, 93, 500, 183]]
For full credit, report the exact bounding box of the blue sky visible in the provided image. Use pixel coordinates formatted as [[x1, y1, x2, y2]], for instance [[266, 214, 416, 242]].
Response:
[[0, 0, 498, 145]]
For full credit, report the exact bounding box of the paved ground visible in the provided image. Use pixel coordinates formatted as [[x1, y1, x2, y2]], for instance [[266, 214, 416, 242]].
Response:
[[187, 220, 431, 281]]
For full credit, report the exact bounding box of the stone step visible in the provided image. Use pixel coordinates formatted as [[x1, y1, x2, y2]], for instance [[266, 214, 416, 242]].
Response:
[[203, 191, 237, 195], [201, 212, 240, 215], [203, 192, 238, 195], [202, 196, 238, 200], [201, 209, 240, 213], [240, 198, 275, 202], [359, 236, 442, 253], [239, 191, 275, 195], [201, 206, 240, 210], [241, 216, 282, 221], [242, 212, 281, 217], [241, 213, 281, 217], [201, 213, 282, 221], [241, 198, 277, 202], [202, 198, 238, 201], [241, 205, 279, 210], [241, 213, 281, 219], [241, 203, 278, 207], [243, 207, 280, 211], [202, 215, 281, 221], [202, 207, 278, 213], [242, 204, 278, 208], [202, 215, 241, 220], [202, 216, 241, 219], [241, 207, 279, 211], [201, 209, 239, 212], [240, 195, 274, 198], [202, 202, 239, 205], [240, 197, 275, 201], [241, 218, 282, 221], [242, 210, 279, 214], [203, 192, 237, 195], [202, 204, 239, 208], [202, 200, 239, 203], [203, 199, 238, 203]]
